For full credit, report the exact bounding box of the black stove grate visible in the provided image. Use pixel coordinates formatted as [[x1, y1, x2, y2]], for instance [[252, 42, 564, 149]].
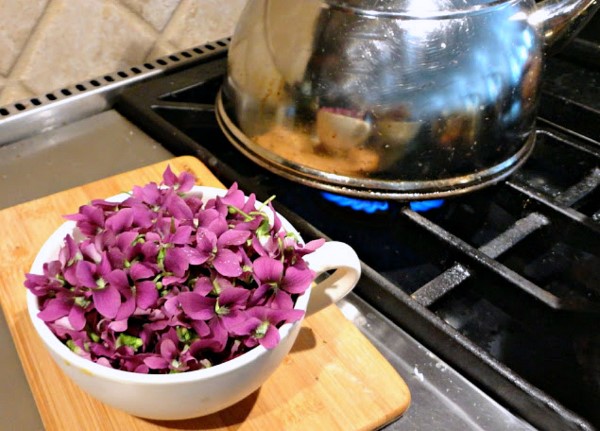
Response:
[[116, 38, 600, 431]]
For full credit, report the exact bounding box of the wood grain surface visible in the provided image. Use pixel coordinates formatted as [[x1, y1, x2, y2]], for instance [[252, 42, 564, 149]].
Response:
[[0, 156, 410, 431]]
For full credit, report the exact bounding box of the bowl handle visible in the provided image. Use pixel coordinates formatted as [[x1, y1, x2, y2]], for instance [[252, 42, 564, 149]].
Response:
[[302, 241, 361, 315]]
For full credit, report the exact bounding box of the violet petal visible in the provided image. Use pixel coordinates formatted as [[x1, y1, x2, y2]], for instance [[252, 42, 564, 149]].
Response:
[[181, 246, 209, 266], [177, 171, 196, 192], [253, 256, 283, 284], [270, 289, 295, 310], [104, 269, 130, 290], [171, 225, 193, 245], [196, 228, 217, 252], [193, 277, 213, 295], [219, 287, 250, 308], [37, 298, 71, 322], [164, 247, 189, 277], [93, 285, 121, 319], [129, 262, 155, 281], [115, 293, 135, 321], [258, 324, 280, 349], [282, 266, 315, 294], [130, 205, 154, 229], [220, 183, 245, 208], [299, 238, 326, 254], [136, 280, 159, 310], [217, 229, 251, 247], [132, 183, 160, 205], [179, 292, 216, 320], [108, 319, 128, 332], [159, 338, 178, 360], [144, 355, 170, 370], [190, 319, 211, 337], [165, 193, 193, 220], [68, 304, 87, 331], [213, 249, 243, 278], [74, 261, 97, 288], [105, 207, 134, 233], [162, 165, 178, 187], [229, 316, 261, 337]]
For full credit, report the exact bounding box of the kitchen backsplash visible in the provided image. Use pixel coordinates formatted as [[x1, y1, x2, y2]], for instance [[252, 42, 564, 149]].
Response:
[[0, 0, 247, 107]]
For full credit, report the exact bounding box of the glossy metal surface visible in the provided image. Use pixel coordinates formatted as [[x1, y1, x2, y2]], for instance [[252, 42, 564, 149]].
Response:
[[219, 0, 599, 199], [531, 0, 600, 53]]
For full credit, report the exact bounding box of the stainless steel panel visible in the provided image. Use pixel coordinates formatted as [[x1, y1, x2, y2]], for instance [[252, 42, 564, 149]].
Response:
[[0, 110, 173, 210]]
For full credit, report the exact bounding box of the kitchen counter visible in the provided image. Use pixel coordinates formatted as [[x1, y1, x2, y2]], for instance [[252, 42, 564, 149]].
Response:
[[0, 101, 536, 429]]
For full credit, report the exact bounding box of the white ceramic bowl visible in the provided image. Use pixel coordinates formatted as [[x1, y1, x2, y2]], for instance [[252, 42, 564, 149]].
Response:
[[26, 186, 361, 420]]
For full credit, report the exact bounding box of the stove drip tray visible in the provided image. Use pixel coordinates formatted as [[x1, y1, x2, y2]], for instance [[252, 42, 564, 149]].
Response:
[[116, 43, 600, 431]]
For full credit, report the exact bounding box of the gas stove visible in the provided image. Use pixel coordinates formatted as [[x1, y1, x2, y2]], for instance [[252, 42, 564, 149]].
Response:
[[0, 12, 598, 431], [113, 18, 600, 431]]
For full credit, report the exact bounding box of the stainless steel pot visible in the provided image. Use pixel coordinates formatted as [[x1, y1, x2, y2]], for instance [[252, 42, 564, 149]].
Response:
[[216, 0, 599, 199]]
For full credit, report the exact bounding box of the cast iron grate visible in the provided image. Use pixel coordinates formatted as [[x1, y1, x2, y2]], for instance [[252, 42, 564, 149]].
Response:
[[116, 47, 600, 431]]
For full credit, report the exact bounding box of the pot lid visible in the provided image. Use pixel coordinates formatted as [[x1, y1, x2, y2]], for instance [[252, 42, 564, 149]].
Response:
[[324, 0, 513, 17]]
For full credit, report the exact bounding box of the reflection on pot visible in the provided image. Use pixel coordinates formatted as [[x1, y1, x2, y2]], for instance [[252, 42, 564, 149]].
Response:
[[219, 0, 599, 198]]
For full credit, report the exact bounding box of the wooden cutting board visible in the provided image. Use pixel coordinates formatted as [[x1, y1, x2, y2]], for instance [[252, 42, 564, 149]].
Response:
[[0, 156, 410, 431]]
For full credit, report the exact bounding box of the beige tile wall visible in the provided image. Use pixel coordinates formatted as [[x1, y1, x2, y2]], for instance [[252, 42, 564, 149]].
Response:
[[0, 0, 247, 107]]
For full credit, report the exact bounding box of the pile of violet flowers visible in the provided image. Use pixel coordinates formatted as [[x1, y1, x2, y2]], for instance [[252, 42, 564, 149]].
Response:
[[25, 167, 324, 374]]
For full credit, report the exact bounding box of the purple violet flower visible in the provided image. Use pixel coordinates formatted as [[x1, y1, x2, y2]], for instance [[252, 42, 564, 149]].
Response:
[[24, 166, 324, 374], [230, 306, 304, 349], [251, 257, 315, 309], [192, 226, 248, 278]]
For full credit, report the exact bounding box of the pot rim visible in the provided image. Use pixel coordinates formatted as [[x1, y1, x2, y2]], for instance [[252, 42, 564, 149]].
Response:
[[216, 92, 536, 201]]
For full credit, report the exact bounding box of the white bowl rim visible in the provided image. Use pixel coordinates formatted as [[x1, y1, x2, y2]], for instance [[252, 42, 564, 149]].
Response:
[[26, 185, 310, 385]]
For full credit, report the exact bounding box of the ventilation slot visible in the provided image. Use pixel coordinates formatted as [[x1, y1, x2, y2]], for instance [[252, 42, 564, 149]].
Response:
[[0, 37, 231, 119]]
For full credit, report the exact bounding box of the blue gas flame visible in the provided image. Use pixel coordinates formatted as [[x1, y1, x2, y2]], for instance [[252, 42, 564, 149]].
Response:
[[321, 192, 389, 214], [321, 192, 445, 214], [410, 199, 445, 212]]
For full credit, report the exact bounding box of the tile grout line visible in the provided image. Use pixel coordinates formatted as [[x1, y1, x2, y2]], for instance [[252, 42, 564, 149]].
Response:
[[108, 0, 161, 39], [0, 0, 54, 102], [3, 0, 53, 80], [3, 0, 162, 106], [151, 0, 190, 54], [142, 0, 186, 62], [102, 0, 168, 72], [116, 0, 181, 32]]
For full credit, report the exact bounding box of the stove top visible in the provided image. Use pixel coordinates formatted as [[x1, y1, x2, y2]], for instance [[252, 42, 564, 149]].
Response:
[[116, 20, 600, 431]]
